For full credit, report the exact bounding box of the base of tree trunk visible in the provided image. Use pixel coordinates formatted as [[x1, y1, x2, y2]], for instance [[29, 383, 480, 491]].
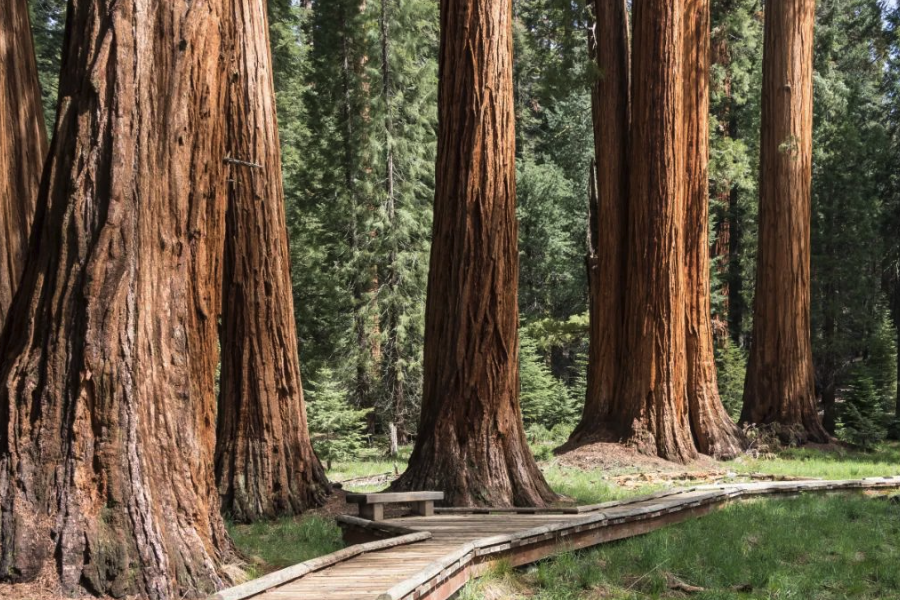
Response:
[[390, 436, 558, 508]]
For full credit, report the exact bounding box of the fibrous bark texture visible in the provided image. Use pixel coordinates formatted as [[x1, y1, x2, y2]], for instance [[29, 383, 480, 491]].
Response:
[[741, 0, 828, 443], [567, 0, 631, 447], [0, 1, 232, 597], [0, 0, 47, 328], [392, 0, 556, 507], [682, 0, 744, 459], [615, 0, 698, 463], [215, 0, 330, 523]]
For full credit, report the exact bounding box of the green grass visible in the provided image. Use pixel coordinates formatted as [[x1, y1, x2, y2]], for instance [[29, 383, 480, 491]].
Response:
[[475, 494, 900, 599], [541, 462, 663, 504], [227, 515, 343, 575], [727, 443, 900, 480], [460, 442, 900, 600]]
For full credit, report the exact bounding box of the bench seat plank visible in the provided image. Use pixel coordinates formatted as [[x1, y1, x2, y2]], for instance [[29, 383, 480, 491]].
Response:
[[346, 492, 444, 504]]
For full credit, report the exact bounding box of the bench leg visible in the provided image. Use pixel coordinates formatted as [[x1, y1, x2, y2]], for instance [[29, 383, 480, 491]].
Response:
[[359, 503, 384, 521], [413, 500, 434, 517]]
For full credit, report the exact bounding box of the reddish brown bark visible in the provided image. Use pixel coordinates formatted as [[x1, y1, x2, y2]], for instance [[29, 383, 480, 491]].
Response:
[[215, 0, 330, 523], [392, 0, 556, 506], [682, 0, 744, 459], [0, 0, 47, 328], [741, 0, 828, 443], [0, 1, 232, 596], [614, 0, 698, 463], [567, 0, 631, 447]]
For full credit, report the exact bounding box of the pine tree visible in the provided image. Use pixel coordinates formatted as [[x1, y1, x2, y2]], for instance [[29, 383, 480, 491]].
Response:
[[838, 373, 887, 451], [307, 369, 374, 469], [374, 0, 438, 441], [810, 0, 890, 433]]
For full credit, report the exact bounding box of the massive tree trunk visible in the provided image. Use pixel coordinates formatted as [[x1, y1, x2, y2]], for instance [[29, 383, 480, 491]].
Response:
[[392, 0, 556, 507], [0, 0, 47, 328], [566, 0, 630, 447], [741, 0, 828, 443], [682, 0, 744, 459], [613, 0, 698, 463], [0, 1, 233, 597], [215, 0, 329, 523]]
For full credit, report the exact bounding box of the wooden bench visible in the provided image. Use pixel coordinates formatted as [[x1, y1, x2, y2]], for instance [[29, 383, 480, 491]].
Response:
[[346, 491, 444, 521]]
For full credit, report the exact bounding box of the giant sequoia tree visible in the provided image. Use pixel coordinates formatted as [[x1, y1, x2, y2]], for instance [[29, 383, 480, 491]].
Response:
[[583, 0, 742, 462], [0, 0, 47, 328], [614, 0, 697, 462], [215, 0, 329, 523], [567, 0, 630, 447], [682, 0, 744, 458], [741, 0, 829, 442], [392, 0, 556, 506], [0, 0, 232, 596]]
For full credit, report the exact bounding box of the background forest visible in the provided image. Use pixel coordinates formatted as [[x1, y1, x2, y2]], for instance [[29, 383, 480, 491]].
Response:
[[27, 0, 900, 451]]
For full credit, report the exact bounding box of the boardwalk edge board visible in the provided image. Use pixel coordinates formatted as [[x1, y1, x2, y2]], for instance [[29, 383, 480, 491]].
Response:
[[210, 477, 900, 600]]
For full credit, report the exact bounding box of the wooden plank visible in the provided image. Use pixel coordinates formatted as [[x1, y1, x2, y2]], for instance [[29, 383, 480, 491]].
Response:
[[346, 491, 445, 504]]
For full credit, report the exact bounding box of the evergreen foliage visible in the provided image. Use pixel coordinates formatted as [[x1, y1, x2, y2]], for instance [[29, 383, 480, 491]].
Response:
[[27, 0, 66, 131], [306, 368, 374, 469], [520, 332, 578, 431], [838, 372, 887, 451], [714, 340, 747, 421]]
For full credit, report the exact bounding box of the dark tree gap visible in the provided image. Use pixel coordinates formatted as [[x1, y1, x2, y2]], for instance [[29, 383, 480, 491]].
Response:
[[391, 0, 557, 507], [0, 0, 47, 329], [0, 0, 233, 596], [564, 0, 631, 448], [741, 0, 829, 443], [215, 0, 330, 523]]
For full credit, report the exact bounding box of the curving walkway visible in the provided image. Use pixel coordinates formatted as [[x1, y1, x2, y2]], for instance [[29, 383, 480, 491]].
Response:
[[210, 477, 900, 600]]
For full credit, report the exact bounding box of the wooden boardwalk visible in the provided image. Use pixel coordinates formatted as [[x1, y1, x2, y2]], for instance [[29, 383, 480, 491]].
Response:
[[211, 477, 900, 600]]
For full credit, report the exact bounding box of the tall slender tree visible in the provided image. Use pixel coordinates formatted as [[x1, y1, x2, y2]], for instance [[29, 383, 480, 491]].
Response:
[[0, 0, 47, 328], [0, 0, 233, 595], [566, 0, 630, 447], [741, 0, 829, 443], [682, 0, 744, 458], [392, 0, 556, 506], [215, 0, 330, 523]]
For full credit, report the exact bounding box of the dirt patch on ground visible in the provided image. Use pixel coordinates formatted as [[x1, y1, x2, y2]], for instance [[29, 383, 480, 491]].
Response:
[[556, 441, 721, 474], [553, 441, 737, 488]]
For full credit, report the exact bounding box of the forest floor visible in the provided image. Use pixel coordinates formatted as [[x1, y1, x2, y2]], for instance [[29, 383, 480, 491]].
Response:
[[228, 439, 900, 599]]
